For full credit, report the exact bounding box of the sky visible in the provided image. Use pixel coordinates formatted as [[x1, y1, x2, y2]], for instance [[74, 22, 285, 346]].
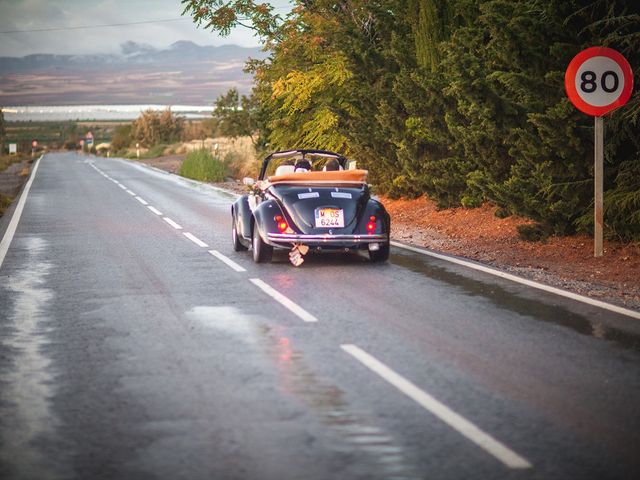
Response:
[[0, 0, 293, 57]]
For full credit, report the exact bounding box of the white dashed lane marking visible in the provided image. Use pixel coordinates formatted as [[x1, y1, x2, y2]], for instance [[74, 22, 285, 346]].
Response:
[[249, 278, 318, 323], [341, 344, 532, 470], [163, 217, 183, 230], [208, 250, 246, 272], [183, 232, 209, 248]]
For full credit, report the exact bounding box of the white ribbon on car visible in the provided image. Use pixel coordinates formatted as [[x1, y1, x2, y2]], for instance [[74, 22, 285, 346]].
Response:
[[289, 243, 309, 267]]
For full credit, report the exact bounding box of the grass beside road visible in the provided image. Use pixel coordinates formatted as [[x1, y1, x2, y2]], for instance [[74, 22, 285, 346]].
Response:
[[0, 154, 32, 217], [179, 148, 226, 182], [0, 154, 27, 173], [0, 192, 13, 216]]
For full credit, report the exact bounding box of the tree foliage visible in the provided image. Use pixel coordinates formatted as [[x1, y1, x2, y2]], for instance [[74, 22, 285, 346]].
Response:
[[213, 87, 262, 147], [184, 0, 640, 241], [133, 108, 184, 147]]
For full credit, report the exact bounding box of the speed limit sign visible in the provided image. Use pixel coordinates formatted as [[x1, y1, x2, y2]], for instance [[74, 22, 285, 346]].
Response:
[[565, 46, 633, 116], [565, 46, 634, 258]]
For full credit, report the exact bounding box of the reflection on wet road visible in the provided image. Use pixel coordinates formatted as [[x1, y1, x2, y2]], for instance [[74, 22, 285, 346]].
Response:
[[263, 325, 420, 480], [0, 237, 69, 480], [392, 249, 640, 352]]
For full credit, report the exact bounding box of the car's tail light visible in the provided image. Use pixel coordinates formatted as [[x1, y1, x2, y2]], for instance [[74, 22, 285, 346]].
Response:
[[366, 215, 377, 233], [275, 215, 289, 233]]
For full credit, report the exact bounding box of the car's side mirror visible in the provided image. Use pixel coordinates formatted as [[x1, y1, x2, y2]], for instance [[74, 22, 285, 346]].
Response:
[[243, 177, 255, 186]]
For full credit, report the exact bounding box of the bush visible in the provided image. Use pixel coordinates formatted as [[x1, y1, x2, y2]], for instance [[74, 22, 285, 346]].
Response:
[[517, 224, 550, 242], [494, 207, 510, 219], [110, 124, 133, 152], [222, 151, 259, 179], [140, 144, 167, 159], [133, 108, 183, 147], [0, 192, 13, 216], [180, 149, 225, 182], [461, 195, 482, 209]]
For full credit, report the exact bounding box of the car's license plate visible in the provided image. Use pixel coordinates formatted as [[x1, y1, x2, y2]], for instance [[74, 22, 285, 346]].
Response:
[[315, 208, 344, 228]]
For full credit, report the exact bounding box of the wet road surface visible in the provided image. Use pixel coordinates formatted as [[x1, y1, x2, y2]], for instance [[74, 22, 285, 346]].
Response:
[[1, 152, 639, 480]]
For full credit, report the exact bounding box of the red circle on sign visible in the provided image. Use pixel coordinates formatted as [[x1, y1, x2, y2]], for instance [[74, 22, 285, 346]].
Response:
[[32, 140, 38, 148], [565, 47, 634, 116]]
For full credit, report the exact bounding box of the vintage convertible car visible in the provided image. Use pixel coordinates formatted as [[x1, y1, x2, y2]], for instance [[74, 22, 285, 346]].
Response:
[[231, 150, 390, 265]]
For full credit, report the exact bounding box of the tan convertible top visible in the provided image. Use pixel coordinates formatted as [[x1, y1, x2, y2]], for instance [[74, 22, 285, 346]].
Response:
[[266, 169, 368, 185]]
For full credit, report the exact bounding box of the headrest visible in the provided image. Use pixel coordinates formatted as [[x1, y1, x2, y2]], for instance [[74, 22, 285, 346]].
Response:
[[275, 164, 295, 176]]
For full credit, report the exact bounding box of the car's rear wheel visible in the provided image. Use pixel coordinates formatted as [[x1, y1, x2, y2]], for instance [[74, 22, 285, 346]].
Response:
[[232, 215, 247, 251], [369, 243, 390, 262], [252, 226, 273, 263]]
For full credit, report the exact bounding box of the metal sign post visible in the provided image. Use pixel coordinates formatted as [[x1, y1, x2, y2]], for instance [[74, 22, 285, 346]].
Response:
[[594, 116, 603, 257], [85, 131, 94, 152], [565, 46, 634, 257]]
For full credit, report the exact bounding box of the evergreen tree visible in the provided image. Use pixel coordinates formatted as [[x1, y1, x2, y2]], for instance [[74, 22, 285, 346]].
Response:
[[572, 0, 640, 240], [182, 0, 640, 241]]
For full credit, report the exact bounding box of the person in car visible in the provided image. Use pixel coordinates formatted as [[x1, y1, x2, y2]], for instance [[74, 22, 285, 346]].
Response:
[[323, 158, 341, 171], [294, 159, 312, 172]]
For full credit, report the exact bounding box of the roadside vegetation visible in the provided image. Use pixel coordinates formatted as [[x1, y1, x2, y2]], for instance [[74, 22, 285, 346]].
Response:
[[105, 106, 257, 179], [181, 0, 640, 243], [0, 193, 12, 216], [179, 148, 226, 182], [0, 152, 32, 217], [1, 117, 119, 154]]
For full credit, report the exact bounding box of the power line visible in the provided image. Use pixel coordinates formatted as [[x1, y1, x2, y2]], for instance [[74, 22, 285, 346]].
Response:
[[0, 6, 293, 35], [0, 17, 190, 34]]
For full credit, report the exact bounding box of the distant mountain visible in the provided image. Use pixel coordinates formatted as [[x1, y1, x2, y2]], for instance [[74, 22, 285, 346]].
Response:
[[0, 41, 266, 105]]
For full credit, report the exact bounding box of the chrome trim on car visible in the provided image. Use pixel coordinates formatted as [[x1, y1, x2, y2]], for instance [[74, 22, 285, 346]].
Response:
[[267, 233, 388, 243]]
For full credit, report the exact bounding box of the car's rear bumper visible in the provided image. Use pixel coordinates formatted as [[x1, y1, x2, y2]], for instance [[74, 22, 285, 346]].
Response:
[[266, 232, 388, 247]]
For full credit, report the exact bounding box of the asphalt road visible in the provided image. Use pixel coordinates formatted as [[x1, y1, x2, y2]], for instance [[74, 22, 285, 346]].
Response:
[[1, 152, 639, 480]]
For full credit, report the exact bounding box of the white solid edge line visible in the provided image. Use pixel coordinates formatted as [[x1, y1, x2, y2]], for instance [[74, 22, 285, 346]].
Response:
[[147, 206, 163, 216], [134, 196, 148, 206], [390, 240, 640, 320], [208, 250, 246, 272], [183, 232, 209, 248], [163, 217, 182, 230], [250, 278, 318, 323], [341, 344, 532, 469], [0, 155, 43, 270]]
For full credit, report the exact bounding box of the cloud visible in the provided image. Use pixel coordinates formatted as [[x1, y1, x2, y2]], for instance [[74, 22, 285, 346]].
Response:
[[0, 0, 268, 57]]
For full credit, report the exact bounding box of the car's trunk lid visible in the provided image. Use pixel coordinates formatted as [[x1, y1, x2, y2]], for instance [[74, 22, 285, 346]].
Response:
[[269, 185, 369, 235]]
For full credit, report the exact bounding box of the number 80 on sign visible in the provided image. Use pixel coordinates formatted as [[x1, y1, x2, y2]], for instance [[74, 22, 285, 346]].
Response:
[[565, 46, 633, 117]]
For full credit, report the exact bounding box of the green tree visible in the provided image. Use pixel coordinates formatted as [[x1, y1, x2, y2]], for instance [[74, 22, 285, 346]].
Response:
[[183, 0, 640, 241], [572, 0, 640, 240], [133, 108, 184, 147], [214, 88, 261, 146], [181, 0, 283, 41]]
